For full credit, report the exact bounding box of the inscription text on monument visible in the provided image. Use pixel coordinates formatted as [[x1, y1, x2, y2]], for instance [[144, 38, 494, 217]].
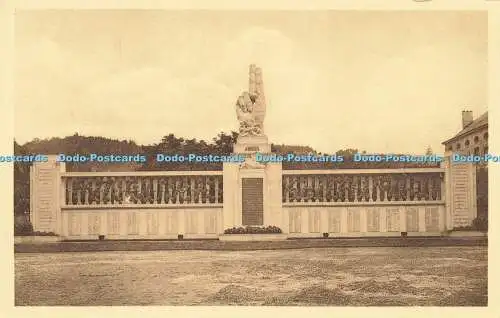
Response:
[[241, 178, 264, 226]]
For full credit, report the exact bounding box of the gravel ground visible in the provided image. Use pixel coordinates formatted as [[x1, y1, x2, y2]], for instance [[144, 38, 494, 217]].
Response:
[[15, 246, 487, 306]]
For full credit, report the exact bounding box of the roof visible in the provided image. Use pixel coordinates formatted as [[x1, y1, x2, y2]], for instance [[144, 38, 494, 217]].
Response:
[[442, 111, 488, 145]]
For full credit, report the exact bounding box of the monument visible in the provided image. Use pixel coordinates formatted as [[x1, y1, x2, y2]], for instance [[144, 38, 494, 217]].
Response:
[[222, 64, 283, 229], [234, 64, 271, 155], [26, 64, 474, 241]]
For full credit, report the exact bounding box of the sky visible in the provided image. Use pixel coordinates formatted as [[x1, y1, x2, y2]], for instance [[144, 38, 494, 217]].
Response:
[[14, 10, 488, 154]]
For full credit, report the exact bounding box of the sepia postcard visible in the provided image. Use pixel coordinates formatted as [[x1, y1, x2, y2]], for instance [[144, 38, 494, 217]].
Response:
[[2, 1, 499, 318]]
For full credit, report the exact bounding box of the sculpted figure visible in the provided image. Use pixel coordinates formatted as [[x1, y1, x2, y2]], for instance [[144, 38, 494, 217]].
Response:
[[235, 64, 266, 137], [236, 92, 261, 136], [239, 153, 265, 169]]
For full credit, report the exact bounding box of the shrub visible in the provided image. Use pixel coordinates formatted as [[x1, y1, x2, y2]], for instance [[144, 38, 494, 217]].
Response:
[[14, 227, 57, 237], [223, 225, 282, 234], [14, 214, 59, 236], [472, 216, 488, 231], [453, 225, 473, 231], [32, 231, 57, 236], [14, 221, 33, 236], [453, 217, 488, 232]]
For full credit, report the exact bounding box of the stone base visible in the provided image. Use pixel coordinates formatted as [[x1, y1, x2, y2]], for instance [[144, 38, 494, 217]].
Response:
[[222, 161, 282, 230], [14, 236, 61, 244], [448, 231, 487, 237], [234, 135, 271, 154], [219, 234, 288, 241], [286, 232, 446, 238], [59, 234, 220, 241]]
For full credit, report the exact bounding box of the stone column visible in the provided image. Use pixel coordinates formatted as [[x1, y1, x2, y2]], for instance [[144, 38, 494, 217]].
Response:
[[222, 162, 240, 230], [442, 155, 453, 230], [320, 209, 329, 234], [265, 162, 282, 226], [360, 208, 368, 233], [379, 208, 387, 233], [178, 210, 185, 235], [30, 155, 65, 234], [340, 208, 348, 233], [439, 206, 446, 231], [282, 208, 290, 234], [400, 208, 407, 233], [444, 152, 477, 228], [301, 208, 309, 234], [418, 208, 426, 232]]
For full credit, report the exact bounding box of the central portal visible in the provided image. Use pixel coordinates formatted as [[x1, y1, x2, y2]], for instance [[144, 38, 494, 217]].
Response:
[[241, 178, 264, 225]]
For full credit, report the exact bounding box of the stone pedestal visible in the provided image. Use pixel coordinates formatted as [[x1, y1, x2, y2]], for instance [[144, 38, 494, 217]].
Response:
[[222, 137, 282, 231], [233, 136, 271, 154]]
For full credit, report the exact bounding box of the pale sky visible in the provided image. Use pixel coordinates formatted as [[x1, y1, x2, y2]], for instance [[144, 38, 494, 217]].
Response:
[[14, 10, 487, 154]]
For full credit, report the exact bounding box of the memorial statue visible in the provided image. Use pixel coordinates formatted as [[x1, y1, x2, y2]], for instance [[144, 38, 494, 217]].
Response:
[[235, 64, 266, 137]]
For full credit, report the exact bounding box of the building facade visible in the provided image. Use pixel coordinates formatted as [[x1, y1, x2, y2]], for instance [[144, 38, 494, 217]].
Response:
[[442, 110, 488, 157], [442, 110, 488, 225]]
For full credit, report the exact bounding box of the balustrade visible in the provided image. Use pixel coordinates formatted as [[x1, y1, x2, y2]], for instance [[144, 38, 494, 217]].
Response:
[[282, 172, 442, 204], [63, 174, 223, 206], [63, 170, 442, 206]]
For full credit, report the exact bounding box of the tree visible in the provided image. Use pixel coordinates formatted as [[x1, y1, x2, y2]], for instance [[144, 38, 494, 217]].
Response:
[[160, 134, 183, 152], [335, 148, 361, 156], [425, 146, 433, 155], [212, 131, 238, 155], [14, 141, 30, 216], [271, 144, 315, 155]]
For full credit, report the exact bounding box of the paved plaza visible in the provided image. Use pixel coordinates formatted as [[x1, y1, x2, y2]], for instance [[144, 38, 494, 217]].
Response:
[[15, 246, 487, 306]]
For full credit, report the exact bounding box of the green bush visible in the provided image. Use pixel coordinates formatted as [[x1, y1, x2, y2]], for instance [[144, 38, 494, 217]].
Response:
[[224, 225, 282, 234]]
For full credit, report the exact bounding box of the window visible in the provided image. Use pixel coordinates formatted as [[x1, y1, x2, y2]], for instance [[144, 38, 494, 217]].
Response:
[[474, 147, 480, 156], [474, 136, 479, 144], [456, 143, 461, 150], [484, 146, 488, 155], [484, 132, 488, 140], [465, 139, 470, 146]]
